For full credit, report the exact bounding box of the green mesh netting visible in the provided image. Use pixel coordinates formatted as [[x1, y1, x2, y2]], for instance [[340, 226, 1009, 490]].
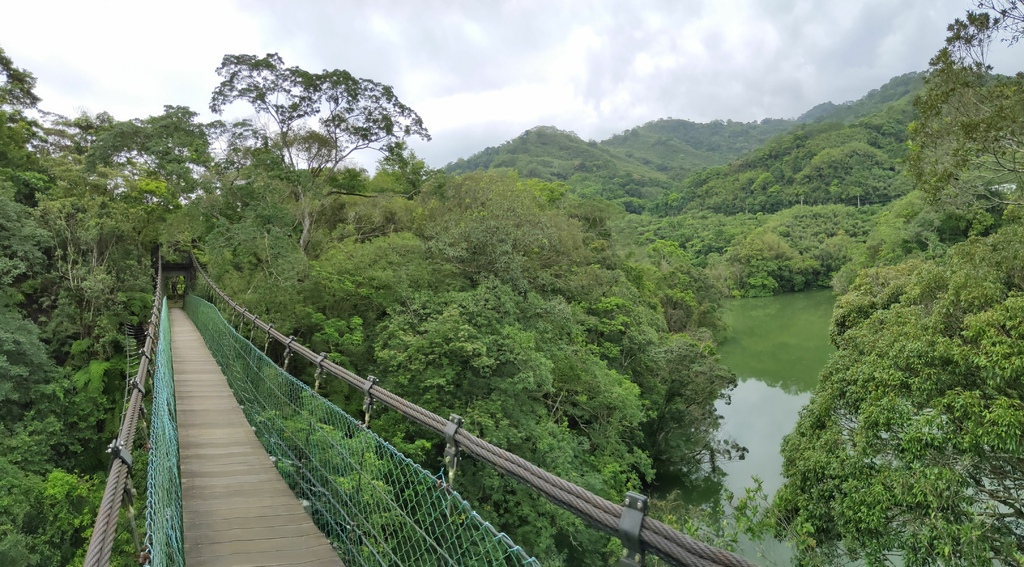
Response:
[[184, 294, 539, 566], [144, 298, 184, 565]]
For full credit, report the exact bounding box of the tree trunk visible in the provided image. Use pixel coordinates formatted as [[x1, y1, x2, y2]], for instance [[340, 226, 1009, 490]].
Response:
[[299, 201, 314, 255]]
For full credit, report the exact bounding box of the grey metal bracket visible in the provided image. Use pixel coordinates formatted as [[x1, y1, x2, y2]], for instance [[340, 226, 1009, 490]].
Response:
[[129, 377, 145, 395], [282, 336, 296, 371], [249, 315, 259, 341], [264, 324, 274, 354], [108, 438, 133, 469], [313, 352, 328, 392], [362, 376, 378, 427], [618, 492, 648, 566], [443, 414, 465, 486]]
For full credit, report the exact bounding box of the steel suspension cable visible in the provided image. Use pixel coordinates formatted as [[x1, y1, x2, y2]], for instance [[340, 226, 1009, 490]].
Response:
[[84, 261, 164, 567]]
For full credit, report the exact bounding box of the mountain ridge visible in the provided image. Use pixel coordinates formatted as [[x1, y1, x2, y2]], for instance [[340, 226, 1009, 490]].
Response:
[[444, 71, 926, 212]]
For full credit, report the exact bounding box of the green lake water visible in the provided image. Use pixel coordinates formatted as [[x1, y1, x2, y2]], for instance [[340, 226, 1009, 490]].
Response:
[[661, 289, 837, 564], [716, 289, 836, 497]]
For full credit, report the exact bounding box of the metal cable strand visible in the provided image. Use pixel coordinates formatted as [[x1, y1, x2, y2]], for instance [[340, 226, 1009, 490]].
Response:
[[465, 434, 751, 567], [190, 255, 755, 567], [460, 436, 724, 566], [84, 262, 163, 567]]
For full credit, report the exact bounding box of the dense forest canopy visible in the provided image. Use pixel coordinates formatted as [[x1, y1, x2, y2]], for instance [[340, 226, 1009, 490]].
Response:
[[1, 0, 1023, 564], [772, 2, 1024, 565]]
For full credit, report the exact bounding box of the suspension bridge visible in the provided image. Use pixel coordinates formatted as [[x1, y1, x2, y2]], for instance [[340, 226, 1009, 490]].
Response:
[[81, 254, 755, 567]]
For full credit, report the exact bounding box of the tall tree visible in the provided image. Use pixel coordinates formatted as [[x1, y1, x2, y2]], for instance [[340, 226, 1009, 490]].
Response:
[[0, 46, 45, 206], [86, 105, 212, 203], [209, 53, 430, 253], [909, 1, 1024, 210], [0, 46, 39, 109]]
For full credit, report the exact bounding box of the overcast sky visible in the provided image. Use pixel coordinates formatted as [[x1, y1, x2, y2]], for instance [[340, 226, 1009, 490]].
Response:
[[2, 0, 1021, 170]]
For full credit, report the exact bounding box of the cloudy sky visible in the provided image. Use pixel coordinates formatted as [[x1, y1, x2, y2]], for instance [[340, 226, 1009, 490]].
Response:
[[2, 0, 1021, 170]]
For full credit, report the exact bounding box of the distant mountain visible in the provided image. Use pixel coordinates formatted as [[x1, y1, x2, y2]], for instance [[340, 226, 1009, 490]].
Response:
[[657, 84, 920, 215], [446, 72, 927, 214], [445, 120, 794, 211], [797, 72, 925, 124], [600, 117, 794, 177], [445, 126, 674, 209]]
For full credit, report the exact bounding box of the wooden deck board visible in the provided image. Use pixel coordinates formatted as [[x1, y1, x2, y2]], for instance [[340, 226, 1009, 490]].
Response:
[[171, 308, 344, 567]]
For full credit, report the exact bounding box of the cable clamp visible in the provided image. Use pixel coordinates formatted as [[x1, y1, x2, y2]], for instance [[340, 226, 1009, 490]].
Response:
[[108, 438, 133, 469], [130, 377, 145, 394], [282, 336, 296, 371], [443, 414, 464, 486], [263, 324, 275, 353], [362, 376, 378, 426], [313, 353, 328, 392], [618, 492, 648, 566]]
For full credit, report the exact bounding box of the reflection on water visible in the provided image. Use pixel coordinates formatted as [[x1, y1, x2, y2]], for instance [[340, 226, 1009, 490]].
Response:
[[718, 381, 810, 496], [717, 290, 836, 395]]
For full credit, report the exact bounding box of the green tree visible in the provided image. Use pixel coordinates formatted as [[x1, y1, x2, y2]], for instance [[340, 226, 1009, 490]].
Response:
[[635, 333, 740, 476], [774, 6, 1024, 563], [0, 46, 39, 108], [373, 281, 648, 565], [369, 140, 437, 198], [86, 105, 212, 202], [209, 53, 430, 253], [775, 224, 1024, 565], [415, 171, 588, 292], [909, 2, 1024, 210]]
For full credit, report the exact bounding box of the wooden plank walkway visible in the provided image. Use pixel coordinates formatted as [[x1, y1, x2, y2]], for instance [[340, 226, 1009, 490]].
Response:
[[171, 308, 344, 567]]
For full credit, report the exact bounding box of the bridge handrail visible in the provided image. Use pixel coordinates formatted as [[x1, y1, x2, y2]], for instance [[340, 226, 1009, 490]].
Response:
[[84, 259, 164, 567], [190, 254, 754, 567]]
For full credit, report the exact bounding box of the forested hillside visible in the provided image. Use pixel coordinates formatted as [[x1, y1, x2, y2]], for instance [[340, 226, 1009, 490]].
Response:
[[446, 119, 794, 210], [1, 50, 160, 565], [444, 73, 930, 298], [769, 5, 1024, 565], [447, 72, 924, 216], [795, 71, 923, 124], [1, 1, 1022, 564]]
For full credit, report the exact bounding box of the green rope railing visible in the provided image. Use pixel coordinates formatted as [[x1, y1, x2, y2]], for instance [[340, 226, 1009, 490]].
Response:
[[144, 298, 183, 565], [184, 294, 539, 566]]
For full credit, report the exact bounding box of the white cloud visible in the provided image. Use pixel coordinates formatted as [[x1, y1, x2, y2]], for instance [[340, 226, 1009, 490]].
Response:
[[3, 0, 1022, 170]]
